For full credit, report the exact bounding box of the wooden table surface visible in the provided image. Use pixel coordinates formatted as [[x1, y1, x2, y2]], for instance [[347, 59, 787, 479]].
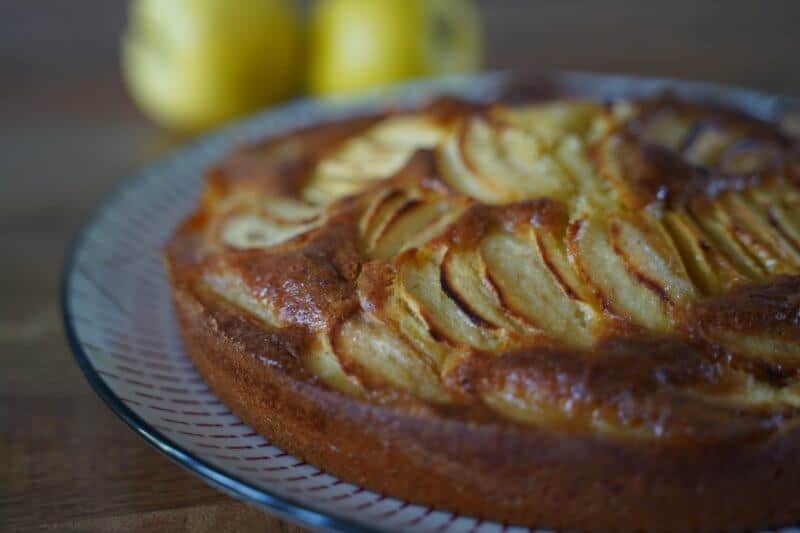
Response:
[[2, 1, 799, 531]]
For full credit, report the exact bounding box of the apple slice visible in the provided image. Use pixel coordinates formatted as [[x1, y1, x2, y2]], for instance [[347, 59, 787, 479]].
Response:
[[555, 134, 614, 208], [608, 214, 697, 308], [203, 269, 282, 326], [637, 110, 694, 151], [438, 119, 513, 203], [464, 118, 575, 201], [359, 188, 402, 237], [568, 215, 676, 331], [491, 101, 608, 146], [305, 333, 366, 397], [695, 371, 800, 409], [261, 196, 322, 223], [303, 173, 373, 205], [662, 211, 745, 295], [371, 198, 464, 259], [310, 139, 407, 192], [750, 187, 800, 256], [383, 289, 452, 368], [480, 230, 596, 346], [333, 313, 451, 402], [360, 188, 467, 259], [709, 329, 800, 369], [688, 199, 764, 279], [719, 192, 800, 272], [438, 115, 579, 204], [355, 256, 454, 370], [591, 133, 650, 210], [441, 246, 531, 333], [368, 114, 446, 148], [360, 190, 416, 251], [706, 194, 782, 274], [213, 196, 325, 250], [681, 125, 736, 168], [304, 114, 446, 203], [691, 278, 800, 396], [479, 337, 772, 439], [204, 268, 367, 398], [398, 246, 512, 351], [767, 201, 800, 252], [221, 213, 322, 249]]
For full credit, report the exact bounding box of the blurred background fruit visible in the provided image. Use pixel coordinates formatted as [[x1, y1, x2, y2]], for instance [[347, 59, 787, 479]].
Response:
[[121, 0, 483, 131], [122, 0, 300, 132], [307, 0, 483, 96]]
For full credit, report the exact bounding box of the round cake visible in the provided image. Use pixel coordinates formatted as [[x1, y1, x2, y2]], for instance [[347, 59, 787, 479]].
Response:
[[166, 91, 800, 531]]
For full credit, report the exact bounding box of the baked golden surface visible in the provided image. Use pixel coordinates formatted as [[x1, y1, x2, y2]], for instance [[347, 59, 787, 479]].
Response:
[[167, 95, 800, 530]]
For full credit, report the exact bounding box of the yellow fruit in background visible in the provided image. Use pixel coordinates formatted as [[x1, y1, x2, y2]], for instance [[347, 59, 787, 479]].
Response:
[[122, 0, 300, 132], [307, 0, 483, 96]]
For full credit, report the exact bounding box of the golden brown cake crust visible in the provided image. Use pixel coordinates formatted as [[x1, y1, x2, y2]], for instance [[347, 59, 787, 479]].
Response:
[[166, 95, 800, 530]]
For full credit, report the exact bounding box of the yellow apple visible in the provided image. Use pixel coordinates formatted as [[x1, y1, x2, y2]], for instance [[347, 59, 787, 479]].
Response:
[[122, 0, 300, 132], [307, 0, 483, 96]]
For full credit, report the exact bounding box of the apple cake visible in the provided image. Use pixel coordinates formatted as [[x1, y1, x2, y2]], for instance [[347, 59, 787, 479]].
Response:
[[166, 94, 800, 531]]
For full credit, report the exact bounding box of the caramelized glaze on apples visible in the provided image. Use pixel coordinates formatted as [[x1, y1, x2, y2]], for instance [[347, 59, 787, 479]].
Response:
[[171, 96, 800, 444]]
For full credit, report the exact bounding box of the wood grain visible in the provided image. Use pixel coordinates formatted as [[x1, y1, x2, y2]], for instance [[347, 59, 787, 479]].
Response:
[[34, 503, 307, 533], [1, 1, 798, 531]]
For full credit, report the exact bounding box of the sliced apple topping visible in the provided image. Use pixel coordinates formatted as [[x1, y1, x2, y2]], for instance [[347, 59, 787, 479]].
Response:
[[440, 246, 531, 334], [709, 329, 800, 368], [261, 196, 324, 223], [359, 188, 468, 259], [305, 333, 366, 397], [204, 269, 283, 326], [201, 96, 800, 431], [695, 372, 800, 410], [767, 202, 800, 252], [592, 133, 653, 210], [466, 118, 574, 199], [691, 277, 800, 394], [303, 114, 446, 204], [688, 199, 765, 279], [568, 215, 679, 331], [398, 246, 514, 351], [379, 284, 453, 370], [438, 120, 508, 202], [368, 114, 446, 147], [637, 110, 694, 151], [718, 193, 800, 273], [608, 214, 697, 306], [480, 230, 596, 346], [221, 211, 323, 250], [479, 337, 776, 441], [662, 210, 747, 295], [681, 124, 736, 168], [750, 188, 800, 254], [359, 189, 412, 247], [371, 198, 465, 259], [439, 116, 576, 204], [702, 195, 780, 274], [636, 108, 748, 170], [555, 134, 615, 209], [491, 101, 610, 146], [333, 313, 451, 402]]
